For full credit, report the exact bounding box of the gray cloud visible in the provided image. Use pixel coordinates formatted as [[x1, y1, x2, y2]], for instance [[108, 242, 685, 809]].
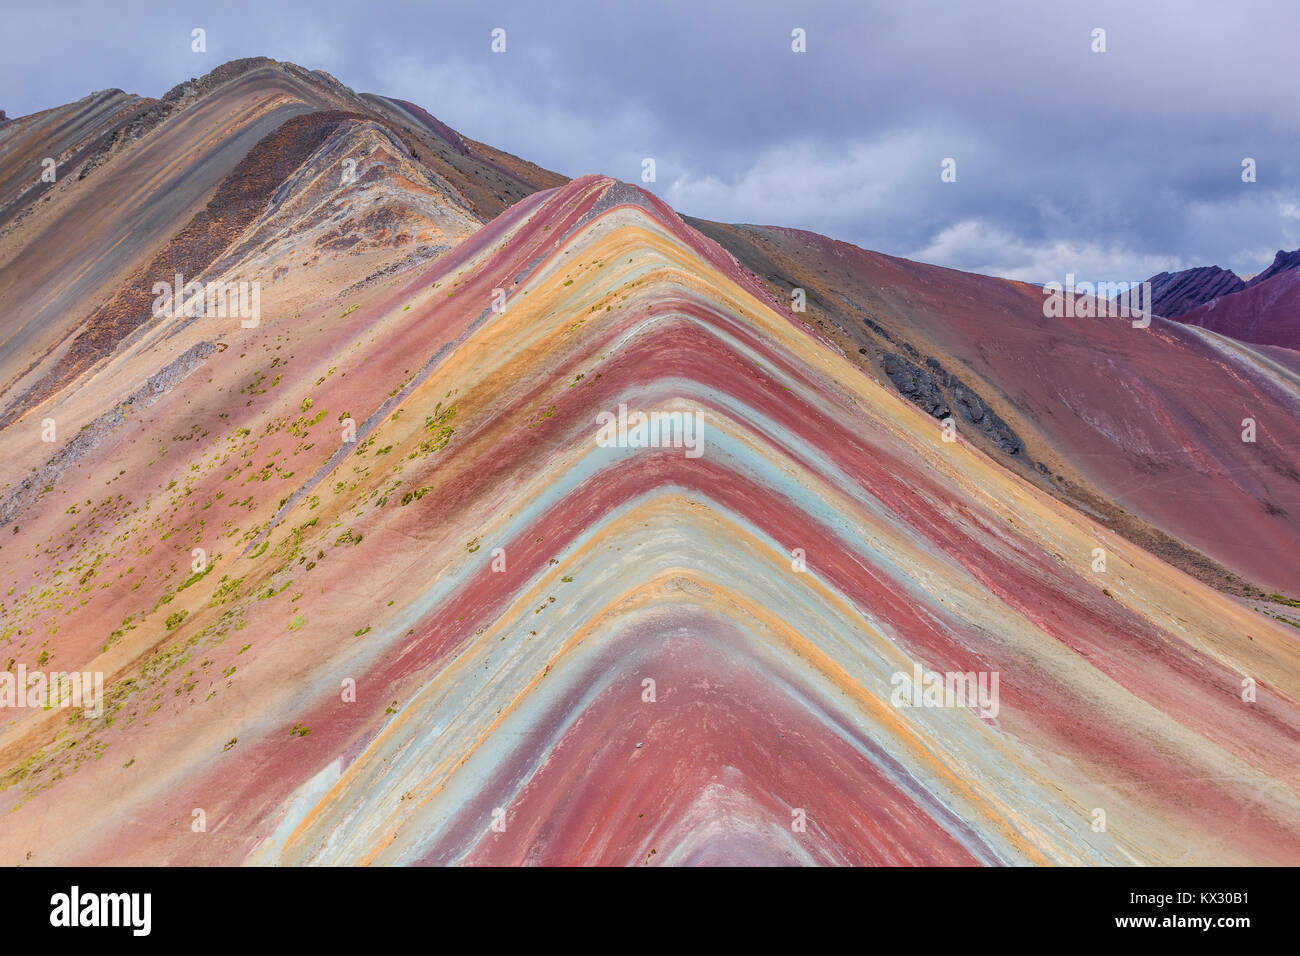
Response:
[[4, 0, 1297, 282]]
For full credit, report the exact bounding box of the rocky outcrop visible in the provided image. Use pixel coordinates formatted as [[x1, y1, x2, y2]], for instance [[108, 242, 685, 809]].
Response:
[[882, 352, 949, 418], [882, 352, 1024, 455], [1145, 266, 1244, 317]]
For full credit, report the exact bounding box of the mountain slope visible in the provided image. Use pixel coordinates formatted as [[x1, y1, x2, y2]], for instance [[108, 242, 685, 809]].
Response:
[[0, 173, 1295, 865], [689, 219, 1300, 598], [0, 58, 561, 433], [1176, 267, 1300, 351]]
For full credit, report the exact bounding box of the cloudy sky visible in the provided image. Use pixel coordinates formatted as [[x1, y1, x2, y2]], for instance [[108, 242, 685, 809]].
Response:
[[5, 0, 1298, 282]]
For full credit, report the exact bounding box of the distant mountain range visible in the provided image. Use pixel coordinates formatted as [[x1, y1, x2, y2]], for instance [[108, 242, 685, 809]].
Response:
[[1145, 249, 1300, 350]]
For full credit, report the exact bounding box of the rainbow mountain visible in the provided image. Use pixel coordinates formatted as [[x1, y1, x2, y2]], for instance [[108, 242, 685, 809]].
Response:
[[1, 59, 1297, 866]]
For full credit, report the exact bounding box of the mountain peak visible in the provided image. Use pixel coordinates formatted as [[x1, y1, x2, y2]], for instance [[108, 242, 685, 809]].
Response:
[[1246, 247, 1300, 287]]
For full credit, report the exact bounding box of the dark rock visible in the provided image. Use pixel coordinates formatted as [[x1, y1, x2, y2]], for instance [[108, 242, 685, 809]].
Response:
[[862, 317, 894, 342], [945, 371, 1023, 455], [1145, 266, 1244, 318], [882, 353, 949, 419], [951, 384, 985, 423], [882, 352, 1024, 455]]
